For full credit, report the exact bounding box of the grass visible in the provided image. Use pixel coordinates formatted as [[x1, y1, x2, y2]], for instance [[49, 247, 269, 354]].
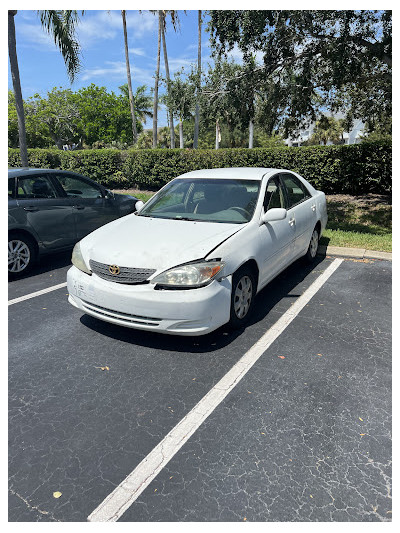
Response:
[[113, 189, 392, 253], [321, 194, 392, 252]]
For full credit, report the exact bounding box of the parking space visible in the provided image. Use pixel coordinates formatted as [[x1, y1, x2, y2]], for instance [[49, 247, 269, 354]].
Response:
[[8, 256, 391, 522]]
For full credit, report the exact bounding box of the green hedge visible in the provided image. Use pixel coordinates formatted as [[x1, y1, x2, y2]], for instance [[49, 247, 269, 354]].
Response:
[[8, 141, 391, 194]]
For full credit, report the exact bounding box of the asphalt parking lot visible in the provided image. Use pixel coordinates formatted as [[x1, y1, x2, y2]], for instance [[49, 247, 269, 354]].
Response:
[[8, 252, 392, 522]]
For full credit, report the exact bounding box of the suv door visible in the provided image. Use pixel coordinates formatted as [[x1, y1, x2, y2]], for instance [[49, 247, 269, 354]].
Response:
[[258, 175, 295, 286], [280, 173, 316, 256], [52, 173, 115, 239], [15, 173, 76, 249]]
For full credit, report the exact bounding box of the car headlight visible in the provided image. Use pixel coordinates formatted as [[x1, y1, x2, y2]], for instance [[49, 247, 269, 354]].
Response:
[[151, 261, 225, 288], [71, 242, 91, 275]]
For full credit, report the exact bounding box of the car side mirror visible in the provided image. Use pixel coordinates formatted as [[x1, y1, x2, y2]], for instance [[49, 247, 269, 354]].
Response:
[[261, 208, 287, 224], [104, 189, 114, 200], [135, 200, 144, 213]]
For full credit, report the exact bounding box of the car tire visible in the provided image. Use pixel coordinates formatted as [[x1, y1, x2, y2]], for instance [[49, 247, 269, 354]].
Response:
[[305, 226, 320, 263], [8, 232, 37, 277], [229, 266, 256, 329]]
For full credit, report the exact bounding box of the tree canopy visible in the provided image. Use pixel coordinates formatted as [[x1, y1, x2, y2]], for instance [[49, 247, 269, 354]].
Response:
[[208, 10, 391, 134]]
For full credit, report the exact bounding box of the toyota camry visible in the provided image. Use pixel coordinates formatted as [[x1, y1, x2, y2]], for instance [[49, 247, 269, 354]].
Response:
[[67, 167, 327, 335]]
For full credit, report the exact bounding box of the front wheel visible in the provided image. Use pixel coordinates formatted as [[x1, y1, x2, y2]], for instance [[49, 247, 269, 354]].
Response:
[[8, 233, 37, 277], [229, 267, 256, 329], [305, 226, 320, 263]]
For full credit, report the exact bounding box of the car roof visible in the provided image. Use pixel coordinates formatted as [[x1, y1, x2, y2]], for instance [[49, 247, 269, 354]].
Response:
[[8, 168, 62, 176], [7, 168, 92, 181], [175, 167, 292, 180]]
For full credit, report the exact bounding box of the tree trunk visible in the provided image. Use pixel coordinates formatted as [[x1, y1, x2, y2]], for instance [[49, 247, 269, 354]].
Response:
[[152, 11, 162, 148], [248, 119, 254, 148], [179, 120, 184, 148], [8, 10, 28, 167], [122, 10, 137, 145], [193, 10, 202, 149], [215, 120, 220, 149], [161, 16, 175, 149]]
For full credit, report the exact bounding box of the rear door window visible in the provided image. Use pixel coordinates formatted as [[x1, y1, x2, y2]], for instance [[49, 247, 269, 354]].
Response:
[[280, 174, 311, 208], [17, 175, 58, 199]]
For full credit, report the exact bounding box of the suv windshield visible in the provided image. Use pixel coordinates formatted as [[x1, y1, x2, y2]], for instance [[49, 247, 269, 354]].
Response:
[[139, 178, 261, 224]]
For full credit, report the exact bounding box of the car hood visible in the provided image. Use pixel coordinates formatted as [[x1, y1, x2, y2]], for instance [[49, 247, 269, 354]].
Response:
[[80, 214, 244, 274]]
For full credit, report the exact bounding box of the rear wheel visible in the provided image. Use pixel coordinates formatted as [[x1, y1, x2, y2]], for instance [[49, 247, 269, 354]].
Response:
[[305, 226, 320, 262], [8, 233, 37, 277], [229, 267, 256, 329]]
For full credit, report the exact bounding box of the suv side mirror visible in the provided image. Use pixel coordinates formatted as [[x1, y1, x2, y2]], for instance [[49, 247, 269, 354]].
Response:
[[261, 208, 287, 224]]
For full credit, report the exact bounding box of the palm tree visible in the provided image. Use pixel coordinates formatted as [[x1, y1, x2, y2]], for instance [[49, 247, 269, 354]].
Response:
[[161, 13, 175, 148], [161, 10, 182, 149], [152, 10, 162, 148], [151, 9, 181, 148], [119, 84, 153, 125], [193, 10, 202, 149], [121, 10, 137, 144], [8, 10, 82, 166], [310, 116, 344, 145]]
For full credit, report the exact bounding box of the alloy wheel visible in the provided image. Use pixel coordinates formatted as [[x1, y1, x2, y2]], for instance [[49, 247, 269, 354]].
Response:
[[233, 275, 253, 319], [309, 229, 319, 258], [8, 239, 31, 273]]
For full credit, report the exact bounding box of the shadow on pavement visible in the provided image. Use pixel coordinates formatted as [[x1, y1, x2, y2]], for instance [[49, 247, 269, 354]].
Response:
[[8, 250, 72, 282], [80, 255, 327, 354]]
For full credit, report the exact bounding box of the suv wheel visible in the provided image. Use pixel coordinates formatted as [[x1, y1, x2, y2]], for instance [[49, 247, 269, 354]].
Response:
[[8, 233, 37, 277]]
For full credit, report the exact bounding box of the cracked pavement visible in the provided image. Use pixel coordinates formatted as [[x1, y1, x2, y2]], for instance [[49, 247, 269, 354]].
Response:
[[8, 255, 391, 522]]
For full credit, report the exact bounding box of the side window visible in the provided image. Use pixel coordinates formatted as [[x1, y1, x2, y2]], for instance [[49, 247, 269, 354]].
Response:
[[280, 174, 310, 208], [263, 177, 285, 210], [8, 177, 16, 198], [17, 175, 57, 199], [54, 174, 103, 199]]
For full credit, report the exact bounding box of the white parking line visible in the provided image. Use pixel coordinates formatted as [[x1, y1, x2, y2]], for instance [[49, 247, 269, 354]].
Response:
[[8, 282, 68, 306], [88, 258, 343, 522]]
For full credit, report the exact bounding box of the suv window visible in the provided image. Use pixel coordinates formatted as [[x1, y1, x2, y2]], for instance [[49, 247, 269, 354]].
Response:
[[17, 175, 57, 199], [54, 174, 103, 199], [281, 174, 311, 208], [8, 177, 16, 198]]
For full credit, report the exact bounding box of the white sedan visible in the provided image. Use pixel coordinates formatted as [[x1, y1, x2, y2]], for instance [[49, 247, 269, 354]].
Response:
[[67, 168, 327, 335]]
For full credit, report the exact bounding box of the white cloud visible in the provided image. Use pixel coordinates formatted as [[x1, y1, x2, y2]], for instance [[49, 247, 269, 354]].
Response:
[[167, 56, 196, 73], [81, 60, 154, 86], [129, 47, 147, 57], [16, 22, 59, 52], [75, 10, 157, 48]]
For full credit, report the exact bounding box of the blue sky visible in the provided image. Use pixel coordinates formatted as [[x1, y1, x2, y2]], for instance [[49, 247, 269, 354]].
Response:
[[8, 9, 220, 128]]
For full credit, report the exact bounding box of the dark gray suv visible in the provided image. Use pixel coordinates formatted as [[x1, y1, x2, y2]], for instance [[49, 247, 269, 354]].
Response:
[[8, 168, 138, 276]]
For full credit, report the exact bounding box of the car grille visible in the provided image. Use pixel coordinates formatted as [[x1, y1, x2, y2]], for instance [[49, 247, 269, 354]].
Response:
[[89, 259, 156, 284], [81, 299, 161, 326]]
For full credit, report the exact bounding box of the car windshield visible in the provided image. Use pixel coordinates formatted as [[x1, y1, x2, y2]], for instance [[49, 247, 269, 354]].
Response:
[[139, 178, 261, 224]]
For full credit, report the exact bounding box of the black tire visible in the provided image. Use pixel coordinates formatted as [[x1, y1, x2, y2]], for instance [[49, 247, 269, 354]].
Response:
[[8, 232, 37, 277], [305, 225, 320, 263], [229, 266, 256, 329]]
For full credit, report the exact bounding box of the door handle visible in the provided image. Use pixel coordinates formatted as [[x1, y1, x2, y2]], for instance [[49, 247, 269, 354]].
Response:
[[311, 204, 316, 212], [23, 206, 39, 212], [289, 217, 296, 226], [73, 205, 85, 210]]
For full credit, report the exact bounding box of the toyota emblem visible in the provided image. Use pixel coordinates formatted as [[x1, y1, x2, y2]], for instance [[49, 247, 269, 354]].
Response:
[[109, 264, 120, 275]]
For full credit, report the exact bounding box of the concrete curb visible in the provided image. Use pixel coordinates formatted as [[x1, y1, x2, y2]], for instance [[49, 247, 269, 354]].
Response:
[[317, 245, 392, 261]]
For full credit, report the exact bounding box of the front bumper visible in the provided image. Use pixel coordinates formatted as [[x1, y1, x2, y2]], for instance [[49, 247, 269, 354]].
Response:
[[67, 266, 232, 336]]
